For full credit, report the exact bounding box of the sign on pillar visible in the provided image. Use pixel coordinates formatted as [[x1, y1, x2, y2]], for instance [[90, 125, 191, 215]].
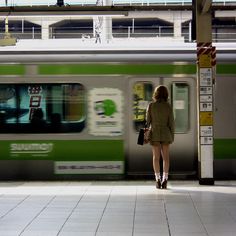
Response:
[[197, 42, 215, 185]]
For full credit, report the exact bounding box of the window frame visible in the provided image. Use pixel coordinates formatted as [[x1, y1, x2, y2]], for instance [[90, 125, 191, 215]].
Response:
[[132, 81, 154, 132]]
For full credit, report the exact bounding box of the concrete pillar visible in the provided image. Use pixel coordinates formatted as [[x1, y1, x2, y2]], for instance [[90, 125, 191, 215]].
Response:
[[41, 21, 50, 40], [104, 0, 112, 42], [103, 16, 112, 42], [29, 19, 58, 39], [173, 12, 182, 38], [195, 0, 214, 185]]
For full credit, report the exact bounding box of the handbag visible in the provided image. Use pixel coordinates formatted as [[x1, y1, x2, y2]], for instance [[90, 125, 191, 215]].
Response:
[[137, 127, 151, 145], [137, 128, 145, 145], [137, 103, 152, 145]]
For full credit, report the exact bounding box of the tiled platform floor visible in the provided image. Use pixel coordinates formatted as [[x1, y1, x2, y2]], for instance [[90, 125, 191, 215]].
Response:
[[0, 180, 235, 236]]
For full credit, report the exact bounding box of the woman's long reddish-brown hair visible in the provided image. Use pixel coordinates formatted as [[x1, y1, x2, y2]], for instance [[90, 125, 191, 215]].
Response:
[[152, 85, 169, 102]]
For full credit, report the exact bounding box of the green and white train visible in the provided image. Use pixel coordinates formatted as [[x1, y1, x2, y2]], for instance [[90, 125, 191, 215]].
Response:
[[0, 42, 235, 180]]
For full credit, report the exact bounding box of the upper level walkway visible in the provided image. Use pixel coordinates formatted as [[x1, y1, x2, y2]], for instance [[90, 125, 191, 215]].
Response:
[[0, 180, 235, 236], [1, 0, 236, 43]]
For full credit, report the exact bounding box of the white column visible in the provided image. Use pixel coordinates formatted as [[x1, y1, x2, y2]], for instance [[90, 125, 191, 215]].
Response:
[[103, 16, 112, 42], [28, 19, 58, 39], [104, 0, 113, 42], [173, 12, 182, 39], [195, 0, 214, 185], [41, 21, 50, 40]]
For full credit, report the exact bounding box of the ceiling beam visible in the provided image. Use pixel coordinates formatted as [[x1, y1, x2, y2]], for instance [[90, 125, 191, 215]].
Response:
[[0, 4, 235, 16]]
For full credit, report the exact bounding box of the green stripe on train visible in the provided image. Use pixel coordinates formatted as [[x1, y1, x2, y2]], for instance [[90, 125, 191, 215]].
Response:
[[1, 140, 124, 161], [1, 139, 235, 161], [0, 65, 25, 75], [214, 139, 236, 160], [39, 64, 196, 75], [38, 64, 236, 75], [0, 64, 235, 75], [217, 64, 236, 74]]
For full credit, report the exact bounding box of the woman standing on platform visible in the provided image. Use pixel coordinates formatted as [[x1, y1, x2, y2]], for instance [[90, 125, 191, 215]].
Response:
[[146, 85, 175, 189]]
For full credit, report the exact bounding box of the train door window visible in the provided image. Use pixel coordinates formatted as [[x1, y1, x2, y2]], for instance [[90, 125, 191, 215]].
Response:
[[0, 83, 85, 133], [171, 83, 189, 133], [133, 82, 153, 131]]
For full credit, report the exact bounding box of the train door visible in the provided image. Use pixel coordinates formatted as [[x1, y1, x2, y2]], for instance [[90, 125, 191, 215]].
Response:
[[127, 77, 197, 177], [164, 77, 197, 176], [127, 77, 160, 175]]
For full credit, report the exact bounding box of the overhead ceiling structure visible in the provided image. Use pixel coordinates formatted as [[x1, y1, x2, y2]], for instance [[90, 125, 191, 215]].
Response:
[[0, 4, 236, 17], [0, 2, 235, 46]]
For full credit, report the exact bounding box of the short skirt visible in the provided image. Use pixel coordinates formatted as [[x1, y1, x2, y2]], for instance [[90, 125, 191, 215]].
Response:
[[150, 141, 171, 146]]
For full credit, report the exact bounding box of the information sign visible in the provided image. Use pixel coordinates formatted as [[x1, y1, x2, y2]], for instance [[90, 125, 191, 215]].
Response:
[[200, 126, 213, 136], [200, 102, 213, 112], [200, 95, 213, 102], [200, 68, 212, 86], [199, 112, 213, 125], [199, 54, 212, 68], [200, 137, 213, 145], [200, 87, 212, 95]]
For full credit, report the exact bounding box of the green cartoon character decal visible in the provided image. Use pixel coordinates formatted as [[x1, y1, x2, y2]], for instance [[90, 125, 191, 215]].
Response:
[[95, 99, 117, 117]]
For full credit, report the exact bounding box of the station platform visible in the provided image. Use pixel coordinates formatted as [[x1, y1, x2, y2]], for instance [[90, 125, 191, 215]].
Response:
[[0, 180, 235, 236]]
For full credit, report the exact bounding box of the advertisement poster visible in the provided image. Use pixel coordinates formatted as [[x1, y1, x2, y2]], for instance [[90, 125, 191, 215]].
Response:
[[89, 88, 123, 136]]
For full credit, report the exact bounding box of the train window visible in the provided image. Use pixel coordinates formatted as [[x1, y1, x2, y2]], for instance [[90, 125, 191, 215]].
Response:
[[171, 83, 189, 133], [133, 82, 153, 131], [0, 83, 85, 133], [0, 85, 17, 126]]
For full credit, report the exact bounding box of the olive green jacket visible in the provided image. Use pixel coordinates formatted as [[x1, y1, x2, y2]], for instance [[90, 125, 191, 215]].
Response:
[[146, 101, 175, 143]]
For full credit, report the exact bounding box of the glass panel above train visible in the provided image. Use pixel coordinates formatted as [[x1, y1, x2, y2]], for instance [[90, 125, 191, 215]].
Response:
[[1, 0, 236, 7]]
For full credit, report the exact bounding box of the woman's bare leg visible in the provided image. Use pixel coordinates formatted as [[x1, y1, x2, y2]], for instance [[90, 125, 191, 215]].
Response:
[[152, 144, 162, 188], [161, 144, 170, 180], [152, 144, 161, 179], [152, 144, 161, 173]]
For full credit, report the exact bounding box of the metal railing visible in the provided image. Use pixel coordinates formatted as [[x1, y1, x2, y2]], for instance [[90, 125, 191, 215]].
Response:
[[1, 25, 236, 42]]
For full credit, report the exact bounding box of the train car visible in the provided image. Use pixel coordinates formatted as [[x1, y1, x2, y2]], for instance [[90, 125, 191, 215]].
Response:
[[0, 41, 235, 180]]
